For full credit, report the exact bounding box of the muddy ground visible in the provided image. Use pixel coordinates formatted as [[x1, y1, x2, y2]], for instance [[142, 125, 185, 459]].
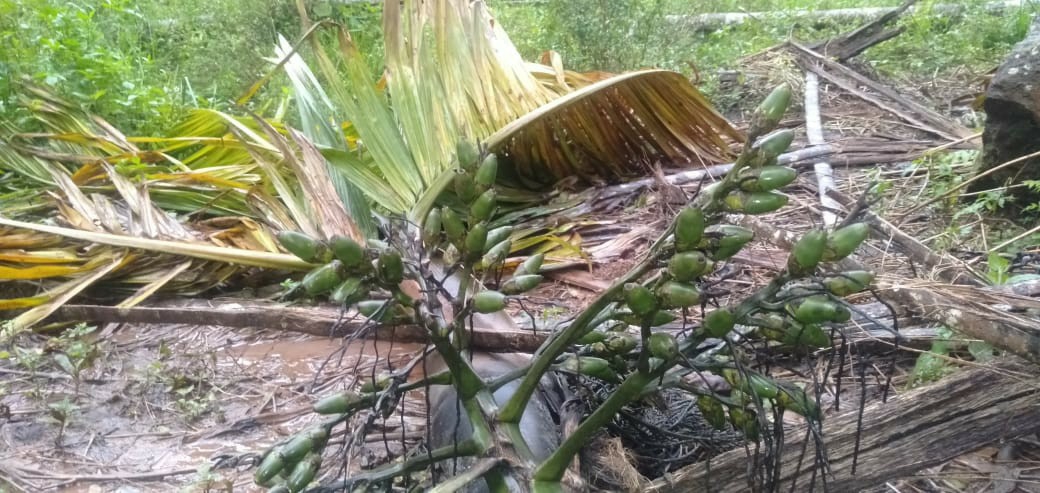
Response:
[[3, 43, 1040, 493], [1, 323, 425, 492]]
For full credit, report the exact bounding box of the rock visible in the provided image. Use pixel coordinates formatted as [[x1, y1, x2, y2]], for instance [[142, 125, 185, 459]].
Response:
[[969, 16, 1040, 214]]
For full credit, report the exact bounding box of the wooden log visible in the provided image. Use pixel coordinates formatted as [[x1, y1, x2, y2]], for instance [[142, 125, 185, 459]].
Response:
[[650, 362, 1040, 492], [881, 283, 1040, 364], [665, 1, 1028, 31], [809, 0, 915, 61], [50, 300, 548, 353]]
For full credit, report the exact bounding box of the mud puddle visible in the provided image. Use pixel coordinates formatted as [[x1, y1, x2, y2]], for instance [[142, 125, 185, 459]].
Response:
[[0, 323, 426, 492]]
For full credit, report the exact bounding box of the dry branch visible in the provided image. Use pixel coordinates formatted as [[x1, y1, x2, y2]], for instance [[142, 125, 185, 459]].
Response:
[[817, 184, 986, 286], [651, 362, 1040, 492], [787, 41, 974, 142], [809, 0, 916, 61]]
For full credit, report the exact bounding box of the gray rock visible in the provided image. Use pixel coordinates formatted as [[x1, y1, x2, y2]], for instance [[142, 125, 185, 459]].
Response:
[[969, 15, 1040, 214]]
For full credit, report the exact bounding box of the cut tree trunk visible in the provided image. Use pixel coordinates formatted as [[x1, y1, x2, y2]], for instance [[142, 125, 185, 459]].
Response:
[[650, 362, 1040, 492], [665, 1, 1028, 32]]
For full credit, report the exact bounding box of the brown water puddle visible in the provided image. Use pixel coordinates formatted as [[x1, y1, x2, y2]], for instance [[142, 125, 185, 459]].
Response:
[[2, 324, 427, 492], [224, 337, 426, 379]]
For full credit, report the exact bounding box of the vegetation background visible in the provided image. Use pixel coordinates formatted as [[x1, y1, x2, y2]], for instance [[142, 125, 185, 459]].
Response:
[[2, 0, 1034, 135]]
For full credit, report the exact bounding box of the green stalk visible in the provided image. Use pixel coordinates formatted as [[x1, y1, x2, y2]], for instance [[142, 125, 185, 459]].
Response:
[[498, 262, 650, 423], [532, 365, 666, 482], [320, 440, 482, 490], [428, 459, 505, 493]]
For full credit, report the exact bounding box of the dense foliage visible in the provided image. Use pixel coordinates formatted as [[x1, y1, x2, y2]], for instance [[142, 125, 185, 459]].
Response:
[[2, 0, 1034, 134]]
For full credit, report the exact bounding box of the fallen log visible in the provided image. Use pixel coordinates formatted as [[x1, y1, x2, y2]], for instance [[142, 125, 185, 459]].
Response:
[[651, 362, 1040, 492], [51, 300, 548, 353], [50, 279, 1040, 355], [882, 282, 1040, 364], [665, 0, 1028, 32]]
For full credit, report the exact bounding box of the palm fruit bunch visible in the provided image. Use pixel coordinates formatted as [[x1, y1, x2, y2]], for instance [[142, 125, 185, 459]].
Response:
[[426, 140, 502, 264], [424, 141, 545, 314], [742, 222, 874, 348], [721, 130, 796, 215], [253, 425, 331, 492], [276, 231, 421, 326]]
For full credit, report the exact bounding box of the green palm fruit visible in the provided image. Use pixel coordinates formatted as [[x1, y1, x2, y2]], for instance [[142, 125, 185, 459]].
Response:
[[729, 407, 759, 440], [329, 236, 366, 269], [657, 281, 701, 308], [748, 83, 792, 136], [501, 274, 542, 295], [559, 356, 619, 382], [482, 239, 512, 268], [277, 231, 324, 263], [473, 290, 506, 313], [749, 312, 786, 330], [697, 395, 728, 430], [357, 300, 387, 318], [723, 191, 789, 214], [668, 251, 709, 281], [302, 261, 345, 296], [441, 207, 466, 246], [703, 307, 735, 338], [612, 310, 676, 327], [314, 391, 364, 414], [454, 171, 478, 203], [281, 427, 328, 465], [577, 330, 607, 345], [647, 332, 679, 360], [624, 283, 658, 316], [456, 139, 479, 170], [675, 207, 706, 251], [703, 225, 754, 260], [484, 226, 513, 250], [783, 321, 830, 347], [738, 165, 797, 192], [822, 223, 870, 261], [788, 229, 827, 275], [517, 253, 545, 275], [422, 208, 442, 248], [822, 270, 875, 296], [330, 277, 365, 304], [606, 333, 639, 354], [286, 453, 321, 492], [469, 189, 497, 222], [475, 153, 498, 188], [754, 129, 795, 163], [465, 222, 489, 259], [790, 296, 850, 324], [747, 373, 779, 399], [590, 342, 609, 354], [376, 251, 404, 285], [360, 373, 392, 393], [254, 447, 286, 485], [777, 384, 821, 420], [268, 486, 290, 493]]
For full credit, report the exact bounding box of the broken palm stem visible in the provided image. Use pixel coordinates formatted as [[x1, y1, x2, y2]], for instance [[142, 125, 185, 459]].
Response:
[[804, 72, 840, 227], [533, 363, 669, 483]]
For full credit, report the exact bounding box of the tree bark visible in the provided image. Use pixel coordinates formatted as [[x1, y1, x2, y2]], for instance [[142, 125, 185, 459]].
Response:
[[650, 362, 1040, 492]]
